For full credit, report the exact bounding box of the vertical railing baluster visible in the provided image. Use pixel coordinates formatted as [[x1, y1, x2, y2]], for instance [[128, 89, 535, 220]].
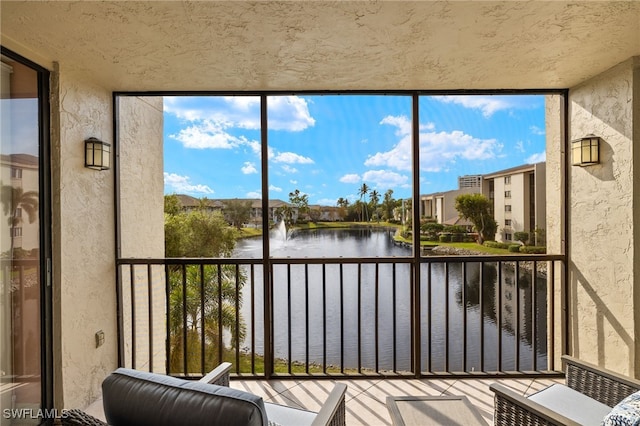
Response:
[[130, 265, 137, 370], [235, 264, 241, 374], [515, 261, 520, 372], [375, 263, 380, 374], [287, 263, 292, 374], [497, 261, 503, 372], [217, 265, 223, 365], [322, 264, 327, 374], [479, 262, 485, 373], [357, 263, 362, 374], [462, 262, 467, 372], [532, 260, 538, 372], [427, 262, 432, 374], [339, 263, 344, 374], [444, 262, 449, 373], [181, 264, 188, 375], [147, 264, 153, 372], [165, 262, 171, 374], [549, 260, 555, 371], [199, 264, 205, 375], [305, 264, 310, 374], [392, 262, 397, 372]]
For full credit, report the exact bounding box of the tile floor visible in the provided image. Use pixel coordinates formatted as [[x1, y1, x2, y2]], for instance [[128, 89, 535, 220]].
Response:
[[84, 376, 563, 425], [232, 376, 562, 425]]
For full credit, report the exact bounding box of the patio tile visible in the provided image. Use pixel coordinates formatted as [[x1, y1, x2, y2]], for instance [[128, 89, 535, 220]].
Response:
[[347, 390, 393, 425]]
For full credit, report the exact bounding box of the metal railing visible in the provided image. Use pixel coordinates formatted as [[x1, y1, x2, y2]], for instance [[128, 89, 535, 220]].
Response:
[[116, 254, 564, 379]]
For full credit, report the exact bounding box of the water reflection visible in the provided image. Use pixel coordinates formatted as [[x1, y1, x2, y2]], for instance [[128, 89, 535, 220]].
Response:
[[235, 228, 548, 372]]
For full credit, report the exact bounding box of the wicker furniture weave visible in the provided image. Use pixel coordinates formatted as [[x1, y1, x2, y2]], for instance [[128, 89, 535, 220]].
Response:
[[491, 355, 640, 426]]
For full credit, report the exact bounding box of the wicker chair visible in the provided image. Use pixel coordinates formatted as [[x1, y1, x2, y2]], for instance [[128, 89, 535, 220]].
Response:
[[61, 362, 347, 426], [491, 355, 640, 426]]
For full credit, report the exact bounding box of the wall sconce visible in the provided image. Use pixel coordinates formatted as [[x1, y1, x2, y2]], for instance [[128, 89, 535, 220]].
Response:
[[85, 137, 111, 170], [571, 135, 600, 166]]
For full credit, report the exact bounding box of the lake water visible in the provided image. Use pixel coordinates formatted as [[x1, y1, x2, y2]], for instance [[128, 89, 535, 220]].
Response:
[[234, 227, 547, 372]]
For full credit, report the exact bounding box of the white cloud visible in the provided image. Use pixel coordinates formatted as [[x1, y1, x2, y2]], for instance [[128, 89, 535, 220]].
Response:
[[241, 162, 258, 174], [170, 121, 247, 149], [268, 96, 316, 131], [269, 185, 282, 192], [246, 191, 261, 198], [290, 180, 298, 185], [274, 151, 314, 164], [340, 174, 361, 184], [362, 170, 410, 188], [434, 95, 513, 118], [515, 141, 525, 153], [526, 152, 546, 163], [380, 115, 412, 136], [366, 117, 502, 172], [281, 165, 299, 174], [164, 173, 214, 195], [530, 125, 545, 135]]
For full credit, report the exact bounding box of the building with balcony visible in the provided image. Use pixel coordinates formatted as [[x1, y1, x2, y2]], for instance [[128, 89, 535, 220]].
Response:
[[1, 2, 640, 423]]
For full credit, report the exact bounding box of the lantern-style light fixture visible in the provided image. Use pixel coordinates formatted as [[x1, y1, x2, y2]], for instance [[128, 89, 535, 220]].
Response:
[[85, 137, 111, 170], [571, 135, 600, 166]]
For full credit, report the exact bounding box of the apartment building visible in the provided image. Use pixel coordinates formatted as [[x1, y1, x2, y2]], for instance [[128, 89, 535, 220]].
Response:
[[420, 162, 546, 243]]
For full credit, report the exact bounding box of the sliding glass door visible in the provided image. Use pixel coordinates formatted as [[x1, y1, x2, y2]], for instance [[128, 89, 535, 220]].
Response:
[[1, 48, 51, 425]]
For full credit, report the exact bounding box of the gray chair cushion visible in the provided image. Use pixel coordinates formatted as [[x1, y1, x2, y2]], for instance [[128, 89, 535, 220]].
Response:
[[264, 402, 317, 426], [102, 368, 267, 426], [527, 383, 612, 426]]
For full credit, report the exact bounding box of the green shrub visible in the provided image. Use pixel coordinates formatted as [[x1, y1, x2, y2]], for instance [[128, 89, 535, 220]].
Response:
[[439, 234, 452, 242], [451, 233, 463, 242], [508, 244, 521, 253], [484, 241, 510, 249], [520, 246, 546, 254], [514, 231, 530, 245]]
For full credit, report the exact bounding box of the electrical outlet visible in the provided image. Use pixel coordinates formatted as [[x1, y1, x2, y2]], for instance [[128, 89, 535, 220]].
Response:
[[95, 330, 105, 348]]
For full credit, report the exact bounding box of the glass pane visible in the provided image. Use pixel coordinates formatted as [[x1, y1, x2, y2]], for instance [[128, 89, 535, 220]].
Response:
[[1, 54, 42, 425], [266, 94, 413, 258], [418, 94, 548, 255]]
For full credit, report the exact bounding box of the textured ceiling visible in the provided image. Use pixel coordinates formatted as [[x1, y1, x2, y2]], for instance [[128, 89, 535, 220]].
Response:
[[2, 1, 639, 91]]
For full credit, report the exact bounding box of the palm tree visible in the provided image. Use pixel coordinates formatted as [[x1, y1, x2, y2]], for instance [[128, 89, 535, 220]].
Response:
[[168, 264, 246, 374], [369, 190, 380, 222], [336, 197, 349, 221], [0, 184, 38, 256], [358, 183, 370, 222]]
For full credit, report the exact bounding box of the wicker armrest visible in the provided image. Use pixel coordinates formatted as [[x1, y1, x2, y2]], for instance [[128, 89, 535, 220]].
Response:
[[311, 383, 347, 426], [60, 409, 108, 426], [563, 355, 640, 407], [198, 362, 233, 386], [490, 383, 581, 426]]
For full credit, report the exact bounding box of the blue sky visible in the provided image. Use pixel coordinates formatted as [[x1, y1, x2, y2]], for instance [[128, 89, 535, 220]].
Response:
[[163, 94, 546, 205]]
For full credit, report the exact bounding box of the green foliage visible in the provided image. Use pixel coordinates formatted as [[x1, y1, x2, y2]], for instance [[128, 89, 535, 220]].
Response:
[[454, 194, 497, 243], [514, 231, 530, 245], [165, 209, 237, 258], [439, 234, 452, 242], [224, 199, 252, 230], [444, 225, 466, 234], [484, 241, 511, 249], [508, 244, 521, 253], [164, 194, 182, 215], [520, 246, 547, 254]]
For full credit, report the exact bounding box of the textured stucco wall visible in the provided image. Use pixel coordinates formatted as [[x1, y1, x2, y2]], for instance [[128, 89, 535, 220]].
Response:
[[117, 96, 165, 372], [568, 57, 639, 375], [52, 65, 117, 409]]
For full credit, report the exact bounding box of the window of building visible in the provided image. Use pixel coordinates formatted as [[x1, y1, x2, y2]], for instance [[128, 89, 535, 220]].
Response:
[[505, 205, 512, 212], [505, 232, 512, 241], [505, 219, 511, 226], [505, 176, 511, 184], [12, 227, 22, 237], [505, 190, 511, 198], [11, 167, 22, 178]]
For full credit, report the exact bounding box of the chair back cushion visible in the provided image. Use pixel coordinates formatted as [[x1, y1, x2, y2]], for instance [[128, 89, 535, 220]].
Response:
[[102, 368, 267, 426]]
